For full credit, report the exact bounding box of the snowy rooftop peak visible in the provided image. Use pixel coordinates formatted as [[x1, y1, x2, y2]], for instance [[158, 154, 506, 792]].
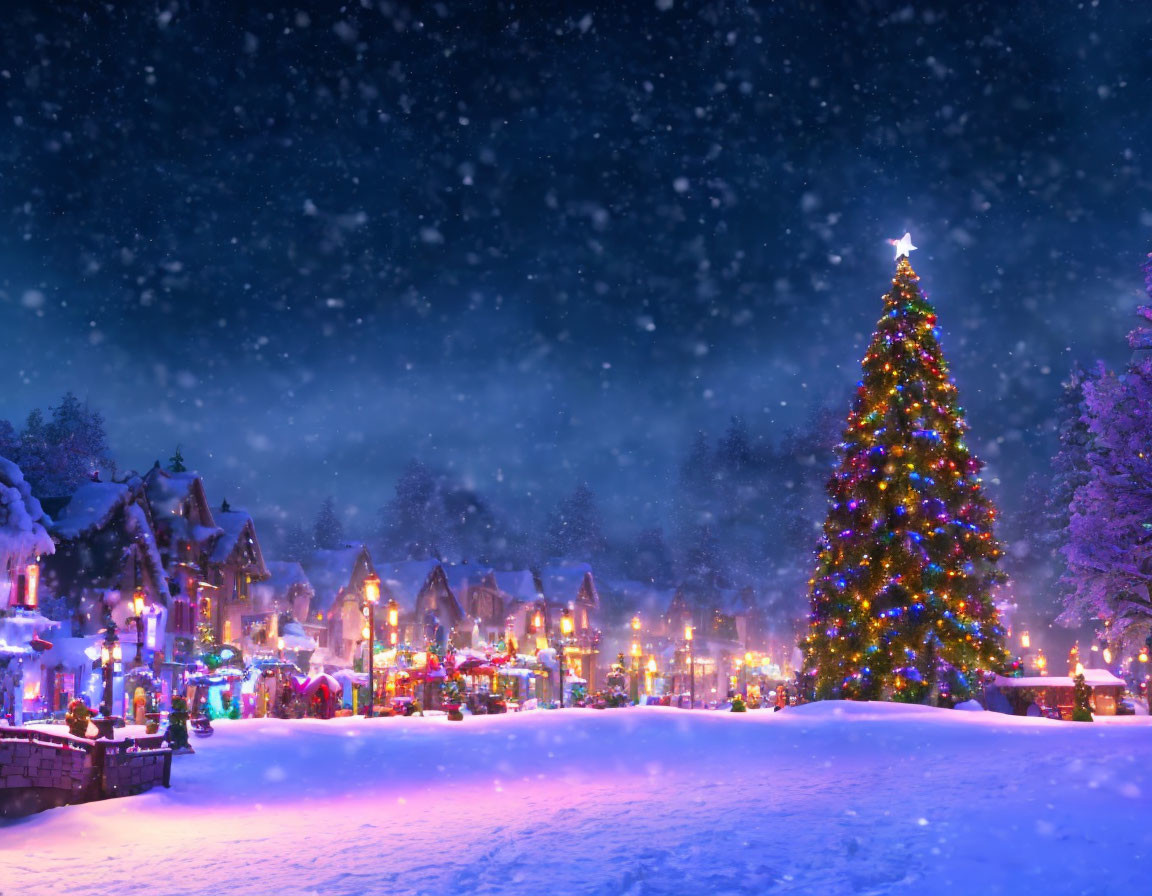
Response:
[[890, 232, 917, 260]]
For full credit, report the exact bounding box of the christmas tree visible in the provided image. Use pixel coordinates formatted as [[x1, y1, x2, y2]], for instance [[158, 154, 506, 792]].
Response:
[[801, 235, 1008, 703]]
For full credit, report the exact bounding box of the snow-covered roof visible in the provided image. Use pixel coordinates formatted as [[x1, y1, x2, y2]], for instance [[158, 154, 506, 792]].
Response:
[[143, 466, 204, 516], [0, 607, 59, 656], [492, 569, 541, 602], [208, 507, 269, 577], [378, 559, 442, 607], [43, 478, 171, 605], [0, 454, 54, 567], [303, 545, 371, 613], [279, 619, 318, 651], [992, 669, 1126, 689], [142, 464, 221, 548], [539, 564, 598, 607], [47, 480, 132, 539]]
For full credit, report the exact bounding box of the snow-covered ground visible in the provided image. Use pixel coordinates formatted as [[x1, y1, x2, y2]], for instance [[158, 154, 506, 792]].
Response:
[[3, 703, 1150, 896]]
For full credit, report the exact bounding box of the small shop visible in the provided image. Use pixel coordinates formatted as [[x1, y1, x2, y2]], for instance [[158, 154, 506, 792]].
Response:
[[986, 669, 1127, 718]]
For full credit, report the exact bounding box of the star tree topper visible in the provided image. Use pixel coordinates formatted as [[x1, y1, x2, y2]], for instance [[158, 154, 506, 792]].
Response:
[[890, 232, 917, 259]]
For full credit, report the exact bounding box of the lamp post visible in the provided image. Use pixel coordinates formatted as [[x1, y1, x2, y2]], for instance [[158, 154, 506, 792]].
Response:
[[99, 614, 121, 718], [363, 573, 381, 718], [743, 650, 753, 697], [630, 640, 642, 704], [558, 607, 574, 708], [131, 587, 147, 666], [387, 597, 399, 647], [685, 623, 694, 710], [646, 656, 657, 696]]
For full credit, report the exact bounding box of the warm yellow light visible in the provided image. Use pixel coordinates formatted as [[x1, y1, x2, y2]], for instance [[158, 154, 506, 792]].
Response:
[[631, 615, 641, 631], [647, 658, 657, 674], [1140, 649, 1149, 663], [390, 631, 398, 646], [387, 600, 399, 628], [744, 651, 753, 664], [363, 573, 381, 605], [25, 563, 39, 608], [362, 625, 371, 639], [560, 609, 574, 637], [631, 641, 641, 658], [684, 624, 694, 642], [532, 610, 544, 632], [277, 637, 285, 651], [112, 643, 122, 662], [1020, 631, 1030, 649], [1102, 647, 1112, 664], [1074, 662, 1084, 676]]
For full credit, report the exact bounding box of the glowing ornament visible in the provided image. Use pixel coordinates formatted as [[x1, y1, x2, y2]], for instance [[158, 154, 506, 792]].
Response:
[[890, 232, 917, 259]]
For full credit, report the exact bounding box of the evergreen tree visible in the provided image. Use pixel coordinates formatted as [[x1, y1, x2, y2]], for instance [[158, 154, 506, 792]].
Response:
[[1071, 672, 1094, 722], [313, 496, 346, 550], [1060, 299, 1152, 647], [280, 523, 314, 563], [625, 527, 675, 587], [378, 459, 452, 560], [543, 483, 606, 562], [0, 394, 111, 497], [801, 247, 1008, 702], [679, 524, 728, 608], [169, 445, 187, 473]]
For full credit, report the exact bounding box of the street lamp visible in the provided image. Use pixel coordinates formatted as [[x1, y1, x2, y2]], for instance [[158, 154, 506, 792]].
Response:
[[99, 613, 121, 718], [387, 597, 399, 648], [130, 587, 147, 666], [630, 640, 642, 704], [363, 573, 381, 718], [558, 607, 574, 708], [1020, 630, 1030, 650], [685, 623, 694, 710], [646, 656, 657, 695]]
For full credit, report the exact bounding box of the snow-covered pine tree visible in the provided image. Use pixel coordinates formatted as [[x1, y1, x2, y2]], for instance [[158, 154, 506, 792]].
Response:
[[1060, 286, 1152, 648], [801, 244, 1009, 702], [543, 482, 607, 562], [377, 459, 452, 560], [169, 445, 187, 473], [313, 497, 346, 551]]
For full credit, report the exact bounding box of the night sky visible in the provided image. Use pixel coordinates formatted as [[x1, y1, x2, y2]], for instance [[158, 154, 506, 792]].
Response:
[[3, 1, 1152, 555]]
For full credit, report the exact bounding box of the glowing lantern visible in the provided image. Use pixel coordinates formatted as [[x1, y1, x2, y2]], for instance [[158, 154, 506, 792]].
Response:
[[560, 608, 574, 638], [363, 573, 381, 605], [24, 562, 39, 608], [684, 624, 694, 642], [1020, 631, 1030, 649]]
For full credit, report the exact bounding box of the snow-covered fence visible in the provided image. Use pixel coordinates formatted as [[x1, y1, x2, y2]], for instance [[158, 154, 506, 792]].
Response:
[[0, 726, 171, 818]]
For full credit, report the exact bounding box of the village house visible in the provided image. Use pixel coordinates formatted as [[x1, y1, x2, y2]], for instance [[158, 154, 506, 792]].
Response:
[[378, 560, 466, 648], [302, 544, 377, 668], [142, 464, 270, 656], [0, 456, 57, 724], [234, 560, 313, 660], [38, 475, 172, 714]]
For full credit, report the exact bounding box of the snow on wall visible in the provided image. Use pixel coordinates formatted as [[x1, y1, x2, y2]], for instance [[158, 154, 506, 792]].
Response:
[[0, 455, 54, 581]]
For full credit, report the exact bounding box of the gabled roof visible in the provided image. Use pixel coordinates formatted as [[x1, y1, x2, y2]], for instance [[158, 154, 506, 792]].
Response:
[[208, 507, 269, 578], [378, 559, 444, 608], [539, 564, 599, 608], [250, 561, 314, 616], [43, 477, 170, 604], [302, 544, 374, 614], [492, 569, 541, 603], [0, 454, 54, 566], [142, 463, 221, 547]]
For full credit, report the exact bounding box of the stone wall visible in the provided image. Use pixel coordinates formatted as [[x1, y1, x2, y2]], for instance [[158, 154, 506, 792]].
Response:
[[102, 748, 170, 796], [0, 727, 172, 819]]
